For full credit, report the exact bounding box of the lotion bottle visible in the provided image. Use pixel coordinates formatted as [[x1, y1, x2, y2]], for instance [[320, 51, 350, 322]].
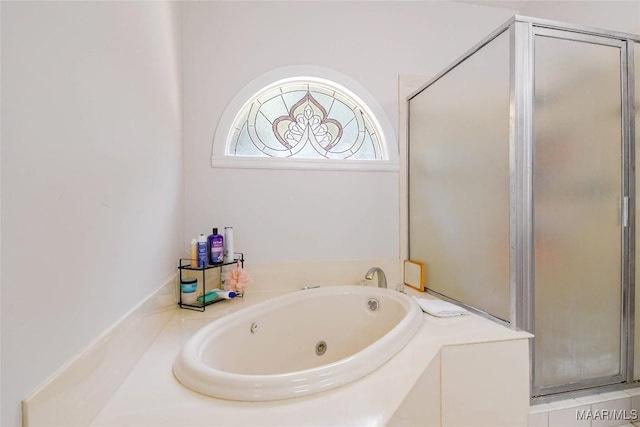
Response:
[[224, 226, 234, 263], [190, 239, 198, 268], [208, 228, 224, 264]]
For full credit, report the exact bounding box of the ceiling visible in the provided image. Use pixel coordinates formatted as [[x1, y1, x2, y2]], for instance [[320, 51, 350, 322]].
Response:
[[455, 0, 533, 11]]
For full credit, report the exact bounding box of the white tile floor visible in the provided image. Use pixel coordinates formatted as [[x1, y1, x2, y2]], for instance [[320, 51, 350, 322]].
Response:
[[529, 388, 640, 427]]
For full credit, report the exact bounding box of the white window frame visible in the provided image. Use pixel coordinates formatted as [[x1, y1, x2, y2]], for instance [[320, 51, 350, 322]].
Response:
[[211, 65, 399, 172]]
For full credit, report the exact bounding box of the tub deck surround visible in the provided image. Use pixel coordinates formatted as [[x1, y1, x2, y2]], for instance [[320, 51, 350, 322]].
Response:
[[237, 259, 401, 292], [173, 286, 423, 401], [90, 287, 532, 427], [21, 277, 178, 427]]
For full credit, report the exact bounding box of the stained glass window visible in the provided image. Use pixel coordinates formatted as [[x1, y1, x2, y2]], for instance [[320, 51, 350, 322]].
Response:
[[227, 79, 384, 160]]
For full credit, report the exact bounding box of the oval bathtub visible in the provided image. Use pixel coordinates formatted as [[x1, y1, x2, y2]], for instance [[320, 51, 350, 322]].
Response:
[[173, 285, 423, 401]]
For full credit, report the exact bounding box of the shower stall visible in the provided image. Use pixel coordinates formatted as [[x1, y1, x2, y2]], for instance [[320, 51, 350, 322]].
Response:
[[407, 15, 640, 398]]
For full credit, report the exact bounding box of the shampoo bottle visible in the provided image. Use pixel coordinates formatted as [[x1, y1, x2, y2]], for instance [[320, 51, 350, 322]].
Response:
[[197, 234, 208, 268], [208, 228, 224, 264]]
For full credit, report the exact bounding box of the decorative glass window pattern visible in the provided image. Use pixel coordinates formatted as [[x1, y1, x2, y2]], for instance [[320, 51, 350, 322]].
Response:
[[228, 79, 384, 160]]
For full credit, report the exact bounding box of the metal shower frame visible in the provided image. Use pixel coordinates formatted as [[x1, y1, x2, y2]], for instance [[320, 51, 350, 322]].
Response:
[[407, 15, 640, 399]]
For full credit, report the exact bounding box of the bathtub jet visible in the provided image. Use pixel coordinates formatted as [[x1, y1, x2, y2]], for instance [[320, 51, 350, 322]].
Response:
[[172, 285, 423, 401]]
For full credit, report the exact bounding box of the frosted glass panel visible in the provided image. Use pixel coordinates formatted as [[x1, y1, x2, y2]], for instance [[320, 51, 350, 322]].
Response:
[[408, 31, 511, 321], [533, 35, 622, 388]]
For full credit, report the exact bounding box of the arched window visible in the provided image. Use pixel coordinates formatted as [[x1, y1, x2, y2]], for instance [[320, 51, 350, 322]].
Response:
[[212, 66, 398, 171]]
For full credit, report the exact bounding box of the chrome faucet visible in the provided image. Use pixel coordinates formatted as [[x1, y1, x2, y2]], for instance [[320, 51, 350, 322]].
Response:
[[364, 267, 387, 288]]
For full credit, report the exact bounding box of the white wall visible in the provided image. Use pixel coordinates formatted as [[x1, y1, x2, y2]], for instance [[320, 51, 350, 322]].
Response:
[[0, 2, 183, 426], [519, 0, 639, 34], [182, 1, 517, 269]]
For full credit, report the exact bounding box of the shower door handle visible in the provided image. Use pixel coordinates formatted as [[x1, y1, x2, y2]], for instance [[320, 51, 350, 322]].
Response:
[[622, 196, 629, 228]]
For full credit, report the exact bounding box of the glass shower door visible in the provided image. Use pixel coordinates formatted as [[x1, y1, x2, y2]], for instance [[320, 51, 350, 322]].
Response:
[[532, 30, 626, 393]]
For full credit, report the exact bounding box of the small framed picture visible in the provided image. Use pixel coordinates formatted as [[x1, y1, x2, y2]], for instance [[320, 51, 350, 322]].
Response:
[[403, 260, 425, 291]]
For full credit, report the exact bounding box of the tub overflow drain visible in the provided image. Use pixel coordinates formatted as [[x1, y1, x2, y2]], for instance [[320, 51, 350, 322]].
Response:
[[368, 298, 379, 311], [250, 322, 258, 334], [315, 340, 327, 356]]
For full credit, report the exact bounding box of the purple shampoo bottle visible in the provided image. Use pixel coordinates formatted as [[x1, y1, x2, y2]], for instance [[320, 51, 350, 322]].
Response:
[[208, 228, 224, 264]]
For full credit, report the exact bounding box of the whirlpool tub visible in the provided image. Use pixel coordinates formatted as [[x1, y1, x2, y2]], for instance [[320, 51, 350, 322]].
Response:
[[172, 285, 423, 401]]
